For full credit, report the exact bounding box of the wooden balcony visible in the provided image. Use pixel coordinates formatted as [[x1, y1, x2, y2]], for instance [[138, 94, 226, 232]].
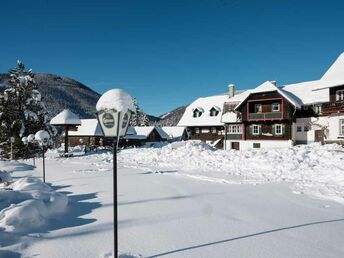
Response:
[[322, 101, 344, 115], [248, 112, 282, 121]]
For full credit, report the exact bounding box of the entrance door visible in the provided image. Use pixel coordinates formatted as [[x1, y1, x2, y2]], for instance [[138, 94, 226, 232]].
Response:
[[315, 130, 324, 143], [231, 142, 240, 150]]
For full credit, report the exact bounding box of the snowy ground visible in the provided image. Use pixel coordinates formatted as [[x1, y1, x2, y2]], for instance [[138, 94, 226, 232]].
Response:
[[1, 142, 344, 257]]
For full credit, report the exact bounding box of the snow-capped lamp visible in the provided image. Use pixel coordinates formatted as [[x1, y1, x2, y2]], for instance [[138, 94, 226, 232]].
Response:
[[35, 130, 50, 183], [95, 88, 135, 257], [96, 88, 135, 139]]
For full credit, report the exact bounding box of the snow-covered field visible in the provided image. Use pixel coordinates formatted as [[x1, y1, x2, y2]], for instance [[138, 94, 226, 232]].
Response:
[[1, 141, 344, 257]]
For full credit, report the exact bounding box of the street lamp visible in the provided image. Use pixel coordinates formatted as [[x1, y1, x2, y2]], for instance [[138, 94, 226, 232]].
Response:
[[35, 130, 50, 183], [96, 89, 135, 257], [22, 135, 36, 166]]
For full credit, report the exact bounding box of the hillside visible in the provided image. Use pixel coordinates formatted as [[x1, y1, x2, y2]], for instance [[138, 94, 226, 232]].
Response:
[[0, 73, 100, 119], [0, 73, 186, 125]]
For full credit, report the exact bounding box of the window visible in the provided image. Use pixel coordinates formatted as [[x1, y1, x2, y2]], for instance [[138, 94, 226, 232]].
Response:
[[272, 103, 280, 112], [252, 124, 260, 135], [195, 128, 200, 134], [304, 126, 309, 132], [210, 108, 220, 117], [275, 124, 283, 135], [211, 127, 217, 134], [297, 126, 302, 132], [227, 125, 242, 134], [313, 104, 322, 114], [253, 143, 261, 148], [193, 109, 203, 118], [336, 90, 344, 101], [340, 120, 344, 135], [255, 104, 262, 113]]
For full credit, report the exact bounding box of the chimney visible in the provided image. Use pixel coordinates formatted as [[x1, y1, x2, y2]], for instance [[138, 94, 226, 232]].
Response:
[[228, 84, 235, 98], [270, 80, 277, 86]]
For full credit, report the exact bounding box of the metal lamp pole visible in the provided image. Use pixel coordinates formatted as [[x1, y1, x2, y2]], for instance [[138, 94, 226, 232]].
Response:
[[42, 145, 46, 183], [113, 138, 118, 257]]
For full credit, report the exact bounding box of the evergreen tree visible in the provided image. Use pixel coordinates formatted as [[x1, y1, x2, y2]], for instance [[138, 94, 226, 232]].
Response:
[[0, 60, 56, 159], [129, 97, 150, 126]]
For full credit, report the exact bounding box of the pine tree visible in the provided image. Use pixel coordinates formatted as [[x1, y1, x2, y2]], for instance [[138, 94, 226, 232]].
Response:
[[0, 60, 56, 159], [129, 97, 140, 126]]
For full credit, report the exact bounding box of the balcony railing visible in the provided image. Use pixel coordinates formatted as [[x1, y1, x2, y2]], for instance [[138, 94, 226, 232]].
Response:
[[248, 112, 282, 120], [322, 101, 344, 114]]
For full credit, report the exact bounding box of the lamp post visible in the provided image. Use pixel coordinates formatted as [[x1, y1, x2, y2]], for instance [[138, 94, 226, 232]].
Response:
[[27, 134, 36, 166], [10, 136, 15, 160], [96, 89, 135, 257], [35, 130, 50, 183]]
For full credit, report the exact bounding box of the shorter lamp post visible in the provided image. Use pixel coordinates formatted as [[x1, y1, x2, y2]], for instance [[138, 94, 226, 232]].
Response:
[[35, 130, 50, 183], [22, 135, 36, 166], [95, 89, 135, 257], [28, 134, 36, 166]]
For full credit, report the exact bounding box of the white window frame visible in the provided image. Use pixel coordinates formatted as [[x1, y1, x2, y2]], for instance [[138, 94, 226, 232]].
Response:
[[255, 104, 262, 113], [275, 124, 283, 135], [252, 124, 259, 135], [336, 89, 344, 101], [297, 126, 302, 132], [211, 127, 217, 134], [340, 119, 344, 135], [195, 128, 200, 134], [227, 125, 242, 134], [272, 103, 280, 112]]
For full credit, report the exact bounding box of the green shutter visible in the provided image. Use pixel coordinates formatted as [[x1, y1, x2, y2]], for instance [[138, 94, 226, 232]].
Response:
[[249, 125, 253, 135], [272, 125, 275, 136], [282, 125, 285, 135], [259, 125, 262, 135]]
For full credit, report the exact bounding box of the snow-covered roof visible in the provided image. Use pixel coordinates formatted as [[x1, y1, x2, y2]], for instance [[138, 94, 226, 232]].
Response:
[[178, 94, 230, 127], [156, 126, 186, 140], [96, 89, 135, 113], [282, 80, 329, 105], [235, 81, 302, 110], [125, 126, 158, 140], [321, 52, 344, 81], [68, 119, 103, 137], [50, 109, 81, 126]]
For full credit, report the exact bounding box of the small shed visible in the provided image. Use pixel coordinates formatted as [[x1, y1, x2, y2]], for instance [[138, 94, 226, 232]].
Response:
[[50, 109, 81, 155], [68, 119, 104, 146]]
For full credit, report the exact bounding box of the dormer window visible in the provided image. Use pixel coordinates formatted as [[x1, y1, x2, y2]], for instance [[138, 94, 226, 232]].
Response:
[[272, 103, 280, 112], [336, 89, 344, 101], [193, 107, 204, 118], [209, 106, 220, 117]]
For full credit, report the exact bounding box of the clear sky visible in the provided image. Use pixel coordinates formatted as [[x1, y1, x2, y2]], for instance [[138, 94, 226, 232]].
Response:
[[1, 0, 344, 116]]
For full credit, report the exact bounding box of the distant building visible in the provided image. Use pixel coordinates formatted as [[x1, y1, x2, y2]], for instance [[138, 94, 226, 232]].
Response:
[[180, 52, 344, 150]]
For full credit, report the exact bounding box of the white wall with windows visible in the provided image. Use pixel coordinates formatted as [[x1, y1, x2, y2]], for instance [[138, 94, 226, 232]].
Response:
[[224, 140, 293, 150], [294, 115, 344, 143]]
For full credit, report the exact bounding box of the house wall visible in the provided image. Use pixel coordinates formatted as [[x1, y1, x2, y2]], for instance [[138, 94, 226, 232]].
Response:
[[188, 126, 225, 143], [224, 140, 293, 151], [294, 114, 344, 144]]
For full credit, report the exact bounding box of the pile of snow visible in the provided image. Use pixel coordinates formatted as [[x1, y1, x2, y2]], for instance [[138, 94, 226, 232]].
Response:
[[96, 89, 135, 113], [0, 177, 68, 233], [0, 170, 12, 184], [116, 141, 344, 204]]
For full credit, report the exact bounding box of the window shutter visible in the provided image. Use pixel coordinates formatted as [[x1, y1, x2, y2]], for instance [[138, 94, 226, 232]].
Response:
[[259, 125, 262, 135], [272, 124, 275, 136], [282, 125, 285, 135], [249, 125, 253, 135]]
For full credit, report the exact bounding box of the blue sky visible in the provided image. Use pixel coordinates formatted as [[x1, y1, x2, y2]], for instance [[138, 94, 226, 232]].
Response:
[[1, 0, 344, 116]]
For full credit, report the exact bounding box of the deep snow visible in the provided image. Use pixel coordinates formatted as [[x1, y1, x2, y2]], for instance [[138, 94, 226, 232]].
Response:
[[1, 142, 344, 257]]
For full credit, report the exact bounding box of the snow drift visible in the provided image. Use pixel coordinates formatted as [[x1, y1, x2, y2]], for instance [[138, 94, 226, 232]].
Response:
[[115, 141, 344, 204], [0, 177, 68, 233]]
